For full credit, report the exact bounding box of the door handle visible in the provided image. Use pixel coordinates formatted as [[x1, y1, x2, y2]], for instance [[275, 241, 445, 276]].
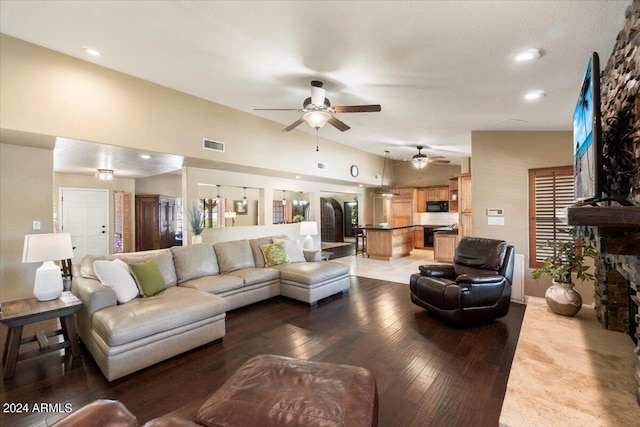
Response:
[[102, 230, 106, 234]]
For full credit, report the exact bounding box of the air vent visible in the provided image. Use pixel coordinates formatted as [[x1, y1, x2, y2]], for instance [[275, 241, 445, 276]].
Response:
[[203, 138, 225, 152], [317, 162, 328, 170]]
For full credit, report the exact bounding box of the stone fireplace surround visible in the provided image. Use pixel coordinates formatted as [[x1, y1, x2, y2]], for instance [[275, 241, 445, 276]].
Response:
[[574, 0, 640, 405]]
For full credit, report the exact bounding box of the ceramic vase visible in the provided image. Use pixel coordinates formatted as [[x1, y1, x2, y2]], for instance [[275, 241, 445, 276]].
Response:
[[192, 234, 203, 245], [545, 280, 582, 316]]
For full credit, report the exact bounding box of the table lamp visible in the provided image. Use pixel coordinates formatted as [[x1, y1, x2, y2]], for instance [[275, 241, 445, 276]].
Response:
[[22, 233, 74, 301], [224, 211, 237, 226], [299, 221, 318, 250]]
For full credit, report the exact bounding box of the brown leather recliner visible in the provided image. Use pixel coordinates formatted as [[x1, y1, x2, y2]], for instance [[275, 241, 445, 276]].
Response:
[[410, 237, 515, 326]]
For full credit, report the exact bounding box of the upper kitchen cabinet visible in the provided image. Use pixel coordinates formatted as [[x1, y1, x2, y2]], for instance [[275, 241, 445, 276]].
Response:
[[414, 186, 450, 212], [448, 174, 471, 213]]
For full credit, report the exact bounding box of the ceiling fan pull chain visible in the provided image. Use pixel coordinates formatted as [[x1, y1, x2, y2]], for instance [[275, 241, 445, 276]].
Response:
[[316, 128, 319, 152]]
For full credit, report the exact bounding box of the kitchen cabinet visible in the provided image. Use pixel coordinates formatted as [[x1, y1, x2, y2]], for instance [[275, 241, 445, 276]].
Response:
[[460, 212, 473, 238], [449, 174, 471, 213], [415, 226, 424, 248], [135, 195, 177, 251], [415, 189, 427, 213], [460, 175, 472, 213], [365, 226, 415, 260], [415, 186, 449, 212], [390, 187, 414, 227], [434, 232, 458, 262], [427, 186, 449, 202]]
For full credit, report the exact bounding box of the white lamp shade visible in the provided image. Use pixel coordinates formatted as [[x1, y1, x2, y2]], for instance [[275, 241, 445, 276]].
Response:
[[299, 221, 318, 236], [23, 233, 74, 263], [22, 233, 73, 301]]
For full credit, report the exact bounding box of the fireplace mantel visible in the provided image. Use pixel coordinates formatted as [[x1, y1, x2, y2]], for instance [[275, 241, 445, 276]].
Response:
[[566, 205, 640, 228]]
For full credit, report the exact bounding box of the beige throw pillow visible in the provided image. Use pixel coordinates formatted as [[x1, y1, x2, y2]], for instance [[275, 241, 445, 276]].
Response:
[[273, 238, 306, 263], [93, 259, 139, 304]]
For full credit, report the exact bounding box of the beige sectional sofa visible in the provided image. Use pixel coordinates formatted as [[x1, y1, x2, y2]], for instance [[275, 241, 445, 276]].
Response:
[[72, 235, 350, 381]]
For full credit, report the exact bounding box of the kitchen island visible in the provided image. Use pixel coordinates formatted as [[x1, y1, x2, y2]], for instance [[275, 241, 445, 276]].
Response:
[[361, 225, 415, 260]]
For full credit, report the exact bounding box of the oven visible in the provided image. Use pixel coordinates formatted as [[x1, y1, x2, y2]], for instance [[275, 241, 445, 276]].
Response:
[[423, 226, 437, 248]]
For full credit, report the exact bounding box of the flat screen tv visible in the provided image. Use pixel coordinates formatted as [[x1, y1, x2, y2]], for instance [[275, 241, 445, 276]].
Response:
[[573, 52, 602, 202]]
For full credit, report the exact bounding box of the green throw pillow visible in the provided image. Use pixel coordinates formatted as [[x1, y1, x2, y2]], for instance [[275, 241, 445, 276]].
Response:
[[260, 242, 290, 267], [129, 259, 166, 297]]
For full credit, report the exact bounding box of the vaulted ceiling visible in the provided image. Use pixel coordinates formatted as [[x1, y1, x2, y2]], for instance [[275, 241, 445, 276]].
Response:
[[0, 1, 629, 169]]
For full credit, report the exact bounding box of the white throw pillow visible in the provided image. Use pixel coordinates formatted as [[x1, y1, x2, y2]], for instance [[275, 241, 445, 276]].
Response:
[[273, 238, 306, 263], [93, 259, 139, 303]]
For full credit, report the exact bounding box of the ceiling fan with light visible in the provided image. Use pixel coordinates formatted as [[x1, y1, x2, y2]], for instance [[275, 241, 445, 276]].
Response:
[[412, 145, 451, 169], [254, 80, 381, 132]]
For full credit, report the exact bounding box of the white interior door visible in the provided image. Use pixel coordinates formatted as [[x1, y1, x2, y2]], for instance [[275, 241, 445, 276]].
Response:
[[61, 188, 109, 262]]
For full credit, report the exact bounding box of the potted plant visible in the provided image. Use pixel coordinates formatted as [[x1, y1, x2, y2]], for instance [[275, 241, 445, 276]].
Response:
[[188, 201, 204, 244], [531, 227, 598, 316]]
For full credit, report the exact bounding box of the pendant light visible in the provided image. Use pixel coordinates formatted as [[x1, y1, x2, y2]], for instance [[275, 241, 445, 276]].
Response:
[[281, 190, 286, 205], [216, 184, 221, 200], [242, 187, 248, 206], [373, 151, 399, 197]]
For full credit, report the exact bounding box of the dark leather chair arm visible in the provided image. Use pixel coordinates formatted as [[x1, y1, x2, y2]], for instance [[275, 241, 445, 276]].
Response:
[[458, 277, 507, 308], [456, 273, 506, 286], [418, 264, 456, 278]]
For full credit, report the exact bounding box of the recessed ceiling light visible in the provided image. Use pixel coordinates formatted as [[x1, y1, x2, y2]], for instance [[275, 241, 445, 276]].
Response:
[[524, 90, 547, 101], [512, 48, 542, 62], [84, 47, 101, 57], [139, 154, 151, 160]]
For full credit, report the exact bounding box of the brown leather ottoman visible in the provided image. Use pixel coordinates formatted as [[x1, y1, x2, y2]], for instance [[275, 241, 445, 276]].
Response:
[[52, 399, 137, 426], [195, 354, 378, 426]]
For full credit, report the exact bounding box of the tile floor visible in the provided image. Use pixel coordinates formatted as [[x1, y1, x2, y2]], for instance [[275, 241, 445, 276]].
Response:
[[333, 248, 440, 284]]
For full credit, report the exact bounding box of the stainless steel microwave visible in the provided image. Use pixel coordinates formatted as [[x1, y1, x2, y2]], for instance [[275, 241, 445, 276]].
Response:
[[426, 201, 449, 212]]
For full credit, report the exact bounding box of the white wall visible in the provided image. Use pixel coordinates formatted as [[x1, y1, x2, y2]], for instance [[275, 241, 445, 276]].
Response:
[[1, 144, 54, 302]]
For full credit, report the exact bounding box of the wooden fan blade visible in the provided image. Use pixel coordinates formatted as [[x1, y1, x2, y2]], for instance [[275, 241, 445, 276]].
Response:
[[429, 159, 451, 164], [327, 115, 351, 132], [428, 156, 445, 160], [332, 105, 381, 113], [254, 108, 300, 111], [282, 117, 306, 132]]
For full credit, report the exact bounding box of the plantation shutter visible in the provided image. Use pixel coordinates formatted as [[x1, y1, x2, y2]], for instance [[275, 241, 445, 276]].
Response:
[[529, 166, 574, 267]]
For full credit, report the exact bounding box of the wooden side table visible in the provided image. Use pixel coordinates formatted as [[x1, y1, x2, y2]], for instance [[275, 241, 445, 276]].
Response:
[[320, 251, 333, 261], [1, 295, 82, 379]]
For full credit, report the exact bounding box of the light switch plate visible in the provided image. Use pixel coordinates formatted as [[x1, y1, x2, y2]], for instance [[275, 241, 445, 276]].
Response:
[[488, 217, 505, 226], [32, 220, 41, 230]]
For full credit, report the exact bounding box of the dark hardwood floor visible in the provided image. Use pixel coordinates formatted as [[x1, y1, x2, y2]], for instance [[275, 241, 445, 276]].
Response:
[[0, 276, 525, 427]]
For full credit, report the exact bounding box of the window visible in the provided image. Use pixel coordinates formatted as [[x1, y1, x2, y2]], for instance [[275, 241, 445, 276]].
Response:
[[528, 166, 574, 267]]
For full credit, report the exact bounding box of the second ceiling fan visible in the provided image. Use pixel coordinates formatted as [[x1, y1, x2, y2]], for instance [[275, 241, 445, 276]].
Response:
[[412, 145, 451, 168], [254, 80, 381, 132]]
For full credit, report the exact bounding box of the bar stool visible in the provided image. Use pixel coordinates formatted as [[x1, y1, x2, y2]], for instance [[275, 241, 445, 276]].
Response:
[[356, 226, 367, 256]]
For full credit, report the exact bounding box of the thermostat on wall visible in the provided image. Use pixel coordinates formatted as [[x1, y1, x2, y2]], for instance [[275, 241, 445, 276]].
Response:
[[487, 208, 504, 216]]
